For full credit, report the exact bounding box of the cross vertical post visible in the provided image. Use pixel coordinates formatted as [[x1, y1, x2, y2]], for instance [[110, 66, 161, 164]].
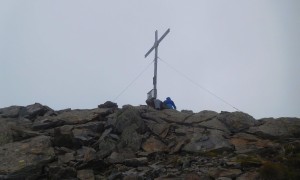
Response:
[[154, 30, 158, 98], [145, 28, 170, 99]]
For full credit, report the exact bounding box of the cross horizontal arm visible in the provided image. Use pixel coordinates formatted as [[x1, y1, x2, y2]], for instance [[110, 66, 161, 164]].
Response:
[[157, 28, 170, 45], [144, 28, 170, 58], [145, 45, 155, 58]]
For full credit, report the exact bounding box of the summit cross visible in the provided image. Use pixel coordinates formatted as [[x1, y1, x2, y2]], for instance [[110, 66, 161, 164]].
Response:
[[145, 28, 170, 99]]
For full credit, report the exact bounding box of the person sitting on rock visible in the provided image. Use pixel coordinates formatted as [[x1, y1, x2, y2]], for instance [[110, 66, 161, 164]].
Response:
[[163, 97, 176, 110]]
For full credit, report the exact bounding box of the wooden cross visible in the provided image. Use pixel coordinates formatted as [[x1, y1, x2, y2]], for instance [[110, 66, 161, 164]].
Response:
[[145, 28, 170, 99]]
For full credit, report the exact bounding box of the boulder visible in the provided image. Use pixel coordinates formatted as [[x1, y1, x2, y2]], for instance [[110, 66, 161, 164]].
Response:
[[98, 101, 118, 109], [123, 157, 148, 167], [248, 118, 300, 138], [108, 151, 136, 164], [118, 124, 143, 152], [145, 121, 170, 138], [23, 103, 54, 120], [73, 128, 94, 146], [218, 168, 242, 178], [0, 118, 13, 145], [0, 106, 23, 118], [185, 110, 218, 123], [53, 125, 76, 148], [76, 146, 97, 163], [10, 126, 42, 142], [217, 111, 257, 133], [58, 152, 75, 164], [198, 118, 229, 132], [0, 117, 39, 142], [115, 105, 146, 134], [75, 121, 105, 135], [142, 109, 191, 124], [142, 136, 169, 153], [236, 171, 260, 180], [0, 136, 55, 179], [182, 129, 233, 153], [98, 136, 117, 159], [230, 133, 278, 154], [47, 162, 77, 180], [32, 117, 65, 130], [0, 103, 54, 120], [33, 108, 113, 131]]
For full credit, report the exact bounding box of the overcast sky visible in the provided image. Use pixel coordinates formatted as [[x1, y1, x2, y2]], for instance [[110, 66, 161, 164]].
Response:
[[1, 1, 299, 119]]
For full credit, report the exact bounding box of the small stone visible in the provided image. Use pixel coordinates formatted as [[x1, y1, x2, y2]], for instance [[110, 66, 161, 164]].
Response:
[[58, 153, 75, 164], [77, 169, 95, 180], [124, 157, 148, 167]]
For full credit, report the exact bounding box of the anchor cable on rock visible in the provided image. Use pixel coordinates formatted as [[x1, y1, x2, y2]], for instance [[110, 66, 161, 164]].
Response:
[[158, 56, 241, 112]]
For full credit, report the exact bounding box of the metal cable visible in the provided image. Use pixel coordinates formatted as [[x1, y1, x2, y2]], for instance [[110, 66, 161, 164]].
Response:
[[113, 60, 154, 101], [158, 57, 241, 112]]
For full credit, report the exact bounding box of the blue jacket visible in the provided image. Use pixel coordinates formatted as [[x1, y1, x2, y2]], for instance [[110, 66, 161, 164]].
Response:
[[164, 97, 176, 109]]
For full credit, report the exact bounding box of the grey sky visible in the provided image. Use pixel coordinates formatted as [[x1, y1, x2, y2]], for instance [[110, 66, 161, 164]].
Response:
[[1, 1, 299, 119]]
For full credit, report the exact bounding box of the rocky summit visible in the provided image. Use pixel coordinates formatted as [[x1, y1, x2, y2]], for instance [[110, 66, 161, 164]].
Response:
[[0, 102, 300, 180]]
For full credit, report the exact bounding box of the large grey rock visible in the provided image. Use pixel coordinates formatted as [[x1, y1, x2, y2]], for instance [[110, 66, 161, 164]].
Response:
[[72, 122, 105, 147], [75, 121, 105, 135], [230, 133, 278, 154], [98, 101, 118, 109], [32, 108, 113, 130], [53, 125, 80, 149], [47, 162, 77, 180], [142, 136, 169, 153], [236, 171, 260, 180], [182, 129, 233, 153], [123, 157, 148, 167], [0, 117, 42, 144], [0, 136, 55, 179], [10, 126, 42, 142], [115, 105, 146, 134], [0, 118, 13, 145], [185, 110, 218, 123], [217, 111, 257, 133], [0, 103, 54, 120], [23, 103, 54, 120], [58, 152, 75, 164], [218, 168, 242, 178], [0, 106, 23, 118], [248, 118, 300, 138], [107, 151, 136, 164], [142, 109, 190, 124], [98, 136, 117, 159], [32, 117, 65, 130], [76, 146, 97, 163], [145, 121, 170, 138], [198, 118, 230, 132], [118, 124, 143, 151]]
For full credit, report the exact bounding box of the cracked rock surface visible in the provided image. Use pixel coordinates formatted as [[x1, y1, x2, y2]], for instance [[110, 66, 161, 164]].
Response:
[[0, 102, 300, 179]]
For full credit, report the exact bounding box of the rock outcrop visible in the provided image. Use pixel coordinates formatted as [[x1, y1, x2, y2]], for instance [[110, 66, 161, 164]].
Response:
[[0, 102, 300, 179]]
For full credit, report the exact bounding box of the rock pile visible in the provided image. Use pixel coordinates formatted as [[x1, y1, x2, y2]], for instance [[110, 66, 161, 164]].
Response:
[[0, 102, 300, 179]]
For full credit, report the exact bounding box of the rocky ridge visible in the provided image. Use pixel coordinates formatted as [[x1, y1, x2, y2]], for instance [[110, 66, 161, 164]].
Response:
[[0, 102, 300, 180]]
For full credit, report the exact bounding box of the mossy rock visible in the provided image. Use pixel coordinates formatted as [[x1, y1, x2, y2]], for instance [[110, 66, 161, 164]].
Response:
[[284, 142, 300, 156], [198, 149, 226, 158], [0, 123, 13, 145], [259, 161, 300, 180], [281, 142, 300, 168], [235, 154, 262, 168], [286, 153, 300, 168]]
